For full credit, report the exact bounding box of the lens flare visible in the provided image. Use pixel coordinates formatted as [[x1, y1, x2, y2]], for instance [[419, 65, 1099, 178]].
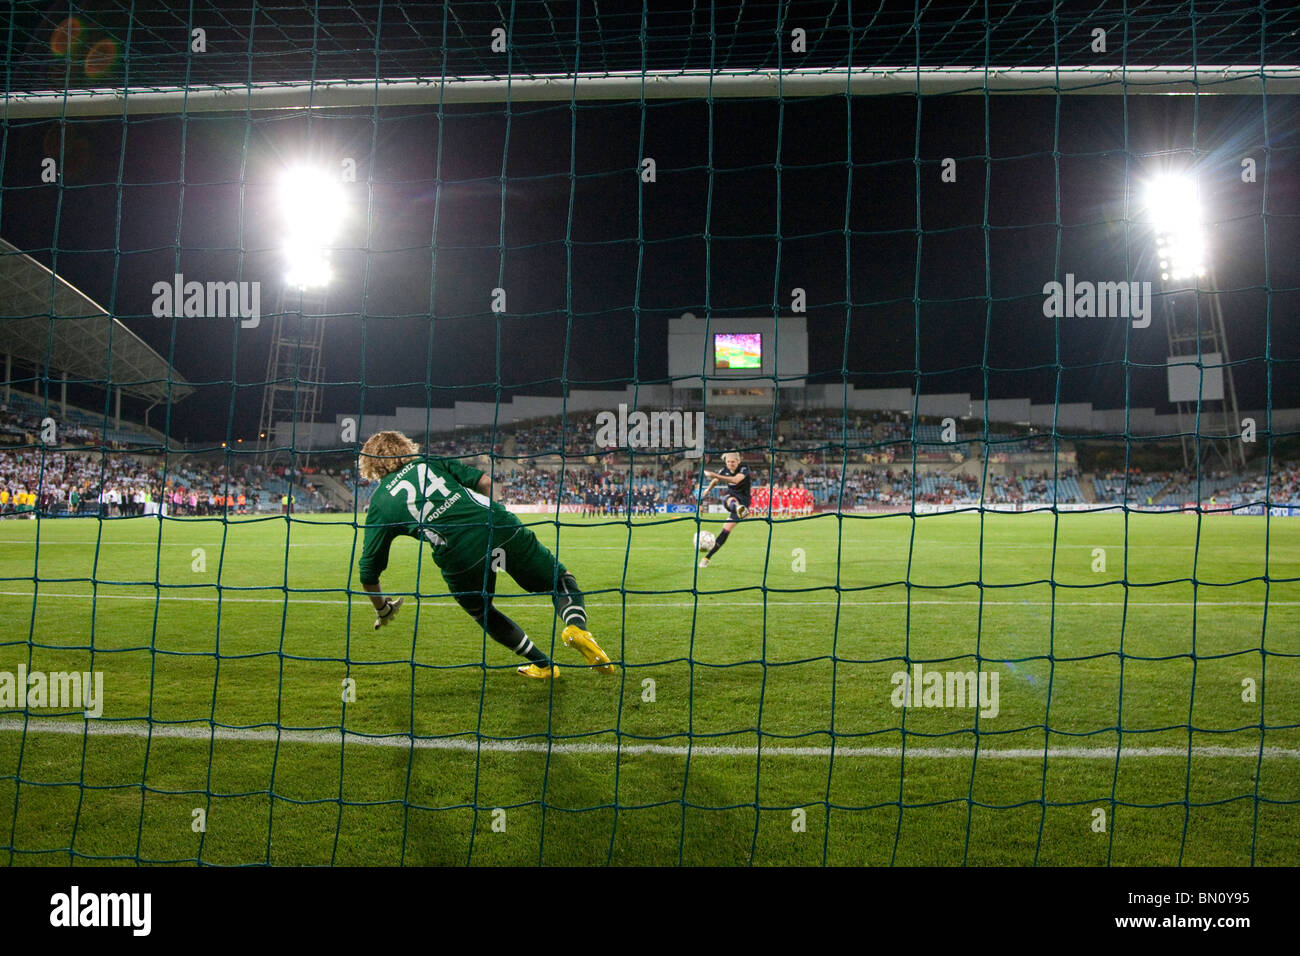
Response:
[[50, 17, 82, 56], [84, 38, 119, 78]]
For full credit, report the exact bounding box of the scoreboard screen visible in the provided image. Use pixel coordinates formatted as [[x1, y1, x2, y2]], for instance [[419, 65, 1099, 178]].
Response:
[[714, 332, 762, 369]]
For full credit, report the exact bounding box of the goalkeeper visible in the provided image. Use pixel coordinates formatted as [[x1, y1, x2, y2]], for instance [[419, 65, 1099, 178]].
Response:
[[356, 430, 613, 679]]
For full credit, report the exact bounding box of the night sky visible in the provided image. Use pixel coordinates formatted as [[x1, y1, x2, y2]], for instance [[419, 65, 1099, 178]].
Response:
[[2, 1, 1299, 441]]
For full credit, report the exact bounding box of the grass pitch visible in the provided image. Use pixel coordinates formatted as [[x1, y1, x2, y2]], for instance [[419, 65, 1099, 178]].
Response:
[[1, 508, 1297, 866]]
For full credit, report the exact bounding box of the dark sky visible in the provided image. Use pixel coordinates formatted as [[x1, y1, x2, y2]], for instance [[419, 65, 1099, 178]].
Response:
[[2, 1, 1299, 441]]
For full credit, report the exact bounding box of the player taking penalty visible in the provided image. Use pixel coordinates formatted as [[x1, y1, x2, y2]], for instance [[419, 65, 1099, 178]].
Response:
[[698, 451, 751, 568], [355, 430, 614, 679]]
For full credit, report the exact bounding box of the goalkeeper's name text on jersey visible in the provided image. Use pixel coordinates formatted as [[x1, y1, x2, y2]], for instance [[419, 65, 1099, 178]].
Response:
[[359, 455, 528, 585], [426, 488, 462, 522]]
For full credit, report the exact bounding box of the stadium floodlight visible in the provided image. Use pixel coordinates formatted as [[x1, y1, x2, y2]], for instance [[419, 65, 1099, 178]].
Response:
[[1145, 173, 1207, 281], [278, 166, 346, 290], [283, 240, 333, 290]]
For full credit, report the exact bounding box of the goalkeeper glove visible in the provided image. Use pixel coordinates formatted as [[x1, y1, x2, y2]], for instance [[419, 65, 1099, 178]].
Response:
[[373, 596, 404, 630]]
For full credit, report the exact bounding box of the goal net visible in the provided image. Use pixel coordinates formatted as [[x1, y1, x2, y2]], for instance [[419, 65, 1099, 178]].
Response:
[[1, 0, 1297, 866]]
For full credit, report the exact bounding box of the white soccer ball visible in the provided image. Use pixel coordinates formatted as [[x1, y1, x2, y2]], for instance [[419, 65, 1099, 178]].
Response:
[[694, 530, 716, 552]]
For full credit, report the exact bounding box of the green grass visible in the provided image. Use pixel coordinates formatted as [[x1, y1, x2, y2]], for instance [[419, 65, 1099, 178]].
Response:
[[0, 508, 1297, 866]]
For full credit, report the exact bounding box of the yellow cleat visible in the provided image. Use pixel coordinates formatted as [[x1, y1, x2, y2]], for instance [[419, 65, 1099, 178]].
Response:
[[562, 624, 614, 675], [516, 663, 558, 679]]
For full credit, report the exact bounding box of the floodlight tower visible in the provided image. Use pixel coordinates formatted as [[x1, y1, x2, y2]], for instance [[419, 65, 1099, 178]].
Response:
[[257, 166, 346, 467], [1146, 174, 1245, 474]]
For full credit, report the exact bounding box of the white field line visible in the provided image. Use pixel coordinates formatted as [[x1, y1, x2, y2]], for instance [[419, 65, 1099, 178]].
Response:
[[0, 589, 1295, 609], [0, 539, 1290, 552], [0, 717, 1294, 759]]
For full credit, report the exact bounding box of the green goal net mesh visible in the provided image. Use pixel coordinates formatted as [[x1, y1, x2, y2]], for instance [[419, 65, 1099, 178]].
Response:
[[0, 1, 1297, 866]]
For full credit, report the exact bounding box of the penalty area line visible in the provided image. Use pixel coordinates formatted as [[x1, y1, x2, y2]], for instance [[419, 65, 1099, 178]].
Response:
[[0, 589, 1293, 609], [0, 718, 1294, 759]]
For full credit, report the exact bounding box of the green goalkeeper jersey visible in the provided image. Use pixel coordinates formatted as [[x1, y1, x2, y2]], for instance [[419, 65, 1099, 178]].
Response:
[[357, 456, 520, 585]]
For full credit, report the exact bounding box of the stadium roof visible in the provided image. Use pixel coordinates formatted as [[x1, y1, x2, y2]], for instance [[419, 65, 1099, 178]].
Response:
[[0, 238, 193, 404]]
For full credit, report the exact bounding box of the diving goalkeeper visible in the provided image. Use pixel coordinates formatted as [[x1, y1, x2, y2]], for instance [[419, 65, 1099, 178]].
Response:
[[356, 430, 613, 679]]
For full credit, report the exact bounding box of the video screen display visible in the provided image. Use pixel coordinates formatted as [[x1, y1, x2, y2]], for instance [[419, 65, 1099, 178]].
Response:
[[714, 332, 761, 369]]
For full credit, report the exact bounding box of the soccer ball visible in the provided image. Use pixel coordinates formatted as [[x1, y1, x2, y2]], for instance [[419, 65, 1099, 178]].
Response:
[[694, 530, 716, 552]]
